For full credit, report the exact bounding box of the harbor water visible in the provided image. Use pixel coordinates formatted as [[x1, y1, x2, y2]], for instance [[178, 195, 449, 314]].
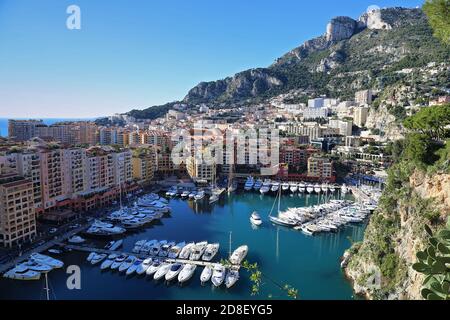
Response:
[[0, 191, 365, 300]]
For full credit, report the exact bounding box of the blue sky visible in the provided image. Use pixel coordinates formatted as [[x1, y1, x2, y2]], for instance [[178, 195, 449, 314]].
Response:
[[0, 0, 423, 118]]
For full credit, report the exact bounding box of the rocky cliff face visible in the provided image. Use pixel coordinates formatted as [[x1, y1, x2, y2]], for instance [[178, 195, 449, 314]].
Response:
[[184, 68, 284, 104], [326, 16, 358, 42], [344, 171, 450, 300], [182, 7, 436, 105]]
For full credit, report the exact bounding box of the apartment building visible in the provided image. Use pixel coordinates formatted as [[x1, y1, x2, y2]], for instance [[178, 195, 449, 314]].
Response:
[[63, 148, 86, 195], [307, 157, 333, 179], [328, 119, 353, 136], [8, 120, 44, 141], [132, 153, 155, 184], [0, 173, 36, 248], [15, 152, 42, 210], [84, 148, 115, 192], [187, 154, 216, 184], [353, 107, 369, 127], [39, 148, 67, 210], [112, 151, 133, 186]]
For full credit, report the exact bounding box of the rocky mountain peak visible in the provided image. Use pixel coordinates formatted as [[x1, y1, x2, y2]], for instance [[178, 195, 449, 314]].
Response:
[[326, 16, 358, 42]]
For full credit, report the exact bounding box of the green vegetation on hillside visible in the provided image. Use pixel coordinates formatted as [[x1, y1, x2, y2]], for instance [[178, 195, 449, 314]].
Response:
[[423, 0, 450, 45]]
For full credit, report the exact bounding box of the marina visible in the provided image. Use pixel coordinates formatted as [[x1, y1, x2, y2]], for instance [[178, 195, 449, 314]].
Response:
[[0, 188, 369, 299]]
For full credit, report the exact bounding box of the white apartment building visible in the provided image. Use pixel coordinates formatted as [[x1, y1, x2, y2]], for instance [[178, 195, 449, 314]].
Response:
[[328, 119, 353, 136], [303, 107, 330, 120], [353, 107, 369, 127], [308, 98, 325, 108]]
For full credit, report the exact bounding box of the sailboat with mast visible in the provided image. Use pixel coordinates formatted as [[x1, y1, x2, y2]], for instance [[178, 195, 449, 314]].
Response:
[[268, 187, 298, 227]]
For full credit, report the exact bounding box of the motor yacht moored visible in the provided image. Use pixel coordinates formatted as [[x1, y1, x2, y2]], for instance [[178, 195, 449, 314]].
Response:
[[153, 263, 171, 280], [189, 241, 208, 261], [200, 265, 213, 283], [211, 264, 226, 287], [165, 263, 183, 281], [225, 268, 239, 288], [202, 243, 219, 261], [244, 177, 254, 191], [250, 211, 262, 226], [135, 258, 152, 275], [229, 245, 248, 265], [289, 182, 298, 193], [178, 264, 197, 284]]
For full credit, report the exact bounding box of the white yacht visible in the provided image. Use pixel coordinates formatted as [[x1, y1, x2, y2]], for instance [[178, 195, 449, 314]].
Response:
[[165, 263, 183, 281], [225, 268, 239, 288], [306, 184, 314, 194], [91, 253, 107, 265], [150, 240, 166, 256], [281, 182, 290, 192], [100, 254, 118, 270], [153, 263, 171, 280], [146, 260, 162, 276], [202, 243, 219, 261], [200, 265, 213, 283], [159, 241, 176, 257], [194, 190, 205, 201], [136, 258, 152, 275], [250, 211, 262, 226], [3, 265, 41, 281], [289, 182, 298, 193], [229, 245, 248, 265], [29, 253, 64, 269], [132, 240, 147, 253], [269, 215, 297, 227], [298, 182, 306, 193], [271, 182, 280, 193], [85, 220, 126, 236], [321, 184, 329, 193], [253, 179, 263, 191], [119, 256, 136, 272], [181, 190, 190, 198], [314, 184, 322, 194], [244, 177, 254, 191], [189, 241, 208, 260], [140, 240, 158, 254], [329, 185, 336, 193], [179, 242, 195, 260], [110, 254, 127, 270], [20, 260, 53, 273], [259, 180, 271, 194], [126, 259, 142, 276], [178, 264, 197, 284], [168, 241, 186, 259], [211, 264, 226, 287]]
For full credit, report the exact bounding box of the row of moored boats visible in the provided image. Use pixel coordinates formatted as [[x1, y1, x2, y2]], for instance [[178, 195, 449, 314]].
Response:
[[243, 177, 349, 195], [269, 199, 376, 235], [88, 242, 248, 288]]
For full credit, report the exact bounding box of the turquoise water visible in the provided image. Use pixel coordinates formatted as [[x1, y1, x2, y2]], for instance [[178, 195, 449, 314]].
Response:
[[0, 118, 95, 137], [0, 191, 364, 300]]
